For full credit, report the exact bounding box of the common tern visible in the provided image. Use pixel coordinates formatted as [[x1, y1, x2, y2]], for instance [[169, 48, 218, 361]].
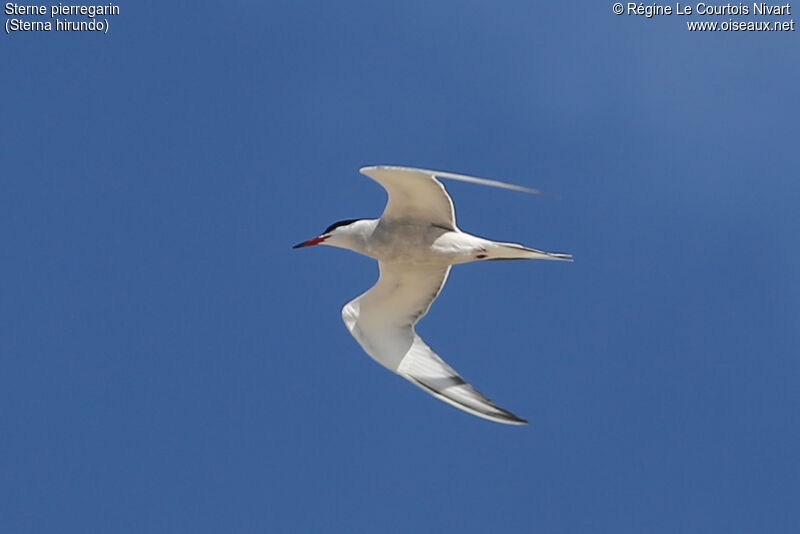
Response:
[[294, 166, 571, 425]]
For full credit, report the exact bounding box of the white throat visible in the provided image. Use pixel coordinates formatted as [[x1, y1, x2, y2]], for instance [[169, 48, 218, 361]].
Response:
[[324, 219, 379, 255]]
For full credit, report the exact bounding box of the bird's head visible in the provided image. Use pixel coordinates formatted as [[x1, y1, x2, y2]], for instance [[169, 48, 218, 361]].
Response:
[[292, 218, 365, 250]]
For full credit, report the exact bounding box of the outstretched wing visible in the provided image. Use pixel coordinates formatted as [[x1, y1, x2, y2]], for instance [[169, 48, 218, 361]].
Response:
[[341, 261, 527, 425], [359, 165, 548, 232]]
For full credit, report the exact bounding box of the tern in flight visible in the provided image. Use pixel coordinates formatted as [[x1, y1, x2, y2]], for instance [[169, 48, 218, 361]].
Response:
[[294, 166, 571, 425]]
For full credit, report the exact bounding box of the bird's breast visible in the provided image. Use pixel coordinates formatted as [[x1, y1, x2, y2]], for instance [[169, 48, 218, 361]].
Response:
[[364, 223, 478, 264]]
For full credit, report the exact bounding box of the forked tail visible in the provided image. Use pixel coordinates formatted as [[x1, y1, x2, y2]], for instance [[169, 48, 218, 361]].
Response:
[[486, 242, 573, 261]]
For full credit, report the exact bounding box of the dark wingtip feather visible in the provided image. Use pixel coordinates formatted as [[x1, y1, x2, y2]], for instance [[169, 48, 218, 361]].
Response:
[[409, 376, 528, 426]]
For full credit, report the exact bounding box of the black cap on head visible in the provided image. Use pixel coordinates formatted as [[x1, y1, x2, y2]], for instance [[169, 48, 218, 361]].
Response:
[[323, 219, 361, 234]]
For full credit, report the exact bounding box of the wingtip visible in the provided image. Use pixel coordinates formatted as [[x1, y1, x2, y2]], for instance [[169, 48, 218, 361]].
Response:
[[494, 410, 529, 426], [496, 413, 529, 426], [407, 375, 528, 426], [484, 413, 528, 426]]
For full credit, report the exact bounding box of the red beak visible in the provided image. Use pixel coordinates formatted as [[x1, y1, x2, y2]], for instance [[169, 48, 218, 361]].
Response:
[[292, 236, 327, 249]]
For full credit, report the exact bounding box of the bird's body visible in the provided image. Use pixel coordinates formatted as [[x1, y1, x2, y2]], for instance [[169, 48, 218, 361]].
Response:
[[328, 219, 471, 264], [294, 166, 571, 425], [331, 219, 566, 265]]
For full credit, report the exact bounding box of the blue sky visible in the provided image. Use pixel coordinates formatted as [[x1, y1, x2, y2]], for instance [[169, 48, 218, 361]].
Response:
[[3, 2, 798, 532]]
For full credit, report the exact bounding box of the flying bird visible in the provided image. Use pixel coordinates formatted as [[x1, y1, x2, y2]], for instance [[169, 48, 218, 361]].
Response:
[[294, 166, 571, 425]]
